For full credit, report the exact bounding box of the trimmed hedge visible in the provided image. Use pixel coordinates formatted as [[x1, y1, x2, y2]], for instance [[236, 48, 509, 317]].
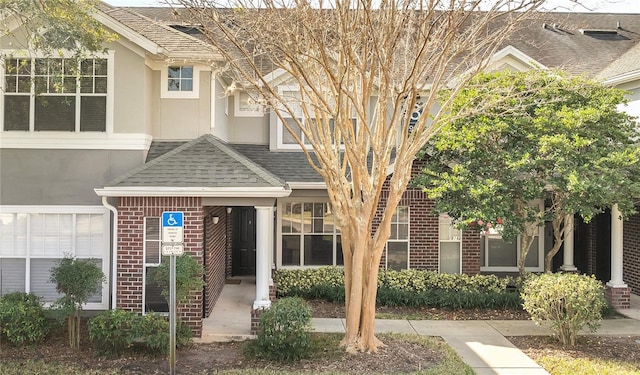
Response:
[[88, 310, 192, 357], [274, 267, 520, 309]]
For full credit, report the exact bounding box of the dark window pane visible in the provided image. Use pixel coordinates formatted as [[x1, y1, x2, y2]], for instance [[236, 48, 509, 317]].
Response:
[[181, 79, 193, 91], [95, 59, 107, 76], [81, 59, 93, 75], [168, 67, 181, 78], [34, 59, 48, 75], [5, 76, 16, 92], [95, 77, 107, 93], [4, 96, 29, 131], [35, 96, 75, 131], [168, 79, 180, 91], [304, 235, 333, 266], [387, 242, 408, 270], [282, 235, 300, 266], [80, 96, 106, 132], [336, 235, 343, 266], [34, 76, 47, 93], [81, 77, 93, 93], [17, 76, 31, 93], [64, 59, 77, 75], [487, 238, 517, 267], [145, 266, 169, 313], [63, 77, 76, 93], [181, 67, 193, 78]]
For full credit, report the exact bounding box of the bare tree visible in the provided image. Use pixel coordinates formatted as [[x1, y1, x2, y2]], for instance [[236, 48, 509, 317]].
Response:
[[170, 0, 564, 353]]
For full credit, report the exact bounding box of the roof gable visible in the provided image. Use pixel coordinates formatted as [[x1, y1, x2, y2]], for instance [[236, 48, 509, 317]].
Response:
[[105, 135, 287, 190]]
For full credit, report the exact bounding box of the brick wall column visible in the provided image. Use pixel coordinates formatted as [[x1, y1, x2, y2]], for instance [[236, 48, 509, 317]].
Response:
[[116, 197, 205, 336]]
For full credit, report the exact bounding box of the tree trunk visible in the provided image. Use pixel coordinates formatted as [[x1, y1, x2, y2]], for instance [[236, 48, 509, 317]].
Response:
[[545, 216, 565, 273], [518, 234, 535, 276]]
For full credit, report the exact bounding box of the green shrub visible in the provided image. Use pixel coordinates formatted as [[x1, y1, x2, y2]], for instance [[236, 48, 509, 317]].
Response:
[[88, 309, 138, 357], [49, 255, 105, 349], [0, 292, 49, 346], [521, 273, 606, 346], [274, 267, 519, 309], [88, 310, 194, 357], [253, 297, 312, 362], [152, 254, 204, 305]]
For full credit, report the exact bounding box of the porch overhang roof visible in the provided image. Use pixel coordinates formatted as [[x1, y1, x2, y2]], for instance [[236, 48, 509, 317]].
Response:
[[94, 186, 291, 198]]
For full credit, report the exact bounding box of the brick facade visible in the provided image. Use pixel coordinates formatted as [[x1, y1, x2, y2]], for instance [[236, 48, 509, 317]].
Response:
[[623, 212, 640, 294], [605, 285, 631, 309], [203, 206, 227, 318], [375, 159, 482, 274], [116, 197, 204, 337]]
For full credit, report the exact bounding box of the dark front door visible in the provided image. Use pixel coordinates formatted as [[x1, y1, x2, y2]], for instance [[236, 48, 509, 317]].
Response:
[[232, 207, 256, 276], [595, 210, 611, 283]]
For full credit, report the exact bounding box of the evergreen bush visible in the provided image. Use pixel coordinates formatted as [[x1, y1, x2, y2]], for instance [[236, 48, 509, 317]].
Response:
[[521, 273, 606, 346], [253, 297, 312, 362], [0, 292, 49, 346]]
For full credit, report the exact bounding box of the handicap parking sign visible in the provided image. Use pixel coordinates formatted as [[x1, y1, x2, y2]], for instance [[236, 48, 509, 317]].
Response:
[[162, 211, 184, 243], [163, 212, 183, 227]]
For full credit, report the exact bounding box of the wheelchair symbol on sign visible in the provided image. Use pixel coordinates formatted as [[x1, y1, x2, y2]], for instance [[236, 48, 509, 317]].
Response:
[[167, 214, 178, 226]]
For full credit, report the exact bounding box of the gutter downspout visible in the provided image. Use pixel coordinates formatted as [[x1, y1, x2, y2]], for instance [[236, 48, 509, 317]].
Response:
[[102, 196, 118, 310]]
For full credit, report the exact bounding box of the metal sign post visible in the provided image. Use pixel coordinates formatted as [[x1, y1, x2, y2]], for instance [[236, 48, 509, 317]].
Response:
[[169, 254, 176, 375], [161, 211, 184, 375]]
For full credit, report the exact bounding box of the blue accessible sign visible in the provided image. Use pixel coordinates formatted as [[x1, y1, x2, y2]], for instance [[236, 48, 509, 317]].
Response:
[[162, 211, 184, 244]]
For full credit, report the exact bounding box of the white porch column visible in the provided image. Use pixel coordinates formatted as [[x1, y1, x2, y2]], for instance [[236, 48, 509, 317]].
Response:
[[607, 204, 627, 288], [560, 214, 577, 272], [254, 206, 273, 309]]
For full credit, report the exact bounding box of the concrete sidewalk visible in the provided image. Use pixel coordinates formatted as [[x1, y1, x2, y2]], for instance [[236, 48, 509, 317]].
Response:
[[199, 281, 640, 375], [310, 317, 640, 375]]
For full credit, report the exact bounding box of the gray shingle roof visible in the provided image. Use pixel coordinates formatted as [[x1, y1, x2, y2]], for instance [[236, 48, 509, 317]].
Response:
[[503, 13, 640, 78], [107, 135, 287, 188], [117, 9, 640, 79], [229, 144, 324, 183], [98, 3, 223, 61], [597, 42, 640, 81]]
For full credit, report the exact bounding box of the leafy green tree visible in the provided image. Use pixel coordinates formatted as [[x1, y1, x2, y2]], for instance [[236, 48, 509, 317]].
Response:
[[50, 255, 105, 349], [1, 0, 114, 53], [416, 70, 640, 274], [152, 254, 204, 306]]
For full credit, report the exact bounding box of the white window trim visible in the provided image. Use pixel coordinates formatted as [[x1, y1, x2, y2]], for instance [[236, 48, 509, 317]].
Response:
[[234, 90, 263, 117], [275, 85, 357, 150], [276, 198, 342, 268], [438, 215, 462, 274], [386, 206, 410, 270], [479, 225, 545, 273], [160, 65, 201, 99], [0, 205, 110, 310], [0, 50, 115, 135], [142, 217, 166, 315]]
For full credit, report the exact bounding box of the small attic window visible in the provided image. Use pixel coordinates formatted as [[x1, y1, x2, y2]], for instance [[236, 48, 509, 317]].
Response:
[[169, 25, 203, 35], [579, 29, 618, 36]]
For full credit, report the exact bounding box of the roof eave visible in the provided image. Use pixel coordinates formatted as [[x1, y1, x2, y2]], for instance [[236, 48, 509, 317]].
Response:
[[94, 10, 164, 55], [288, 182, 327, 189], [95, 186, 292, 198], [603, 70, 640, 86]]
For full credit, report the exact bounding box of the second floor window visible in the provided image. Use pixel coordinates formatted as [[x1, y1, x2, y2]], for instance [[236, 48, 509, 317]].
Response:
[[3, 57, 108, 132], [167, 66, 193, 92]]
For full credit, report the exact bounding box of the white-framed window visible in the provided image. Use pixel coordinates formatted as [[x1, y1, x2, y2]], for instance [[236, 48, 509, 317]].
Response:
[[386, 206, 409, 270], [161, 65, 200, 99], [480, 226, 544, 272], [1, 55, 112, 132], [234, 90, 263, 117], [0, 206, 109, 309], [143, 217, 168, 314], [439, 214, 461, 274], [279, 201, 343, 267], [276, 86, 357, 149]]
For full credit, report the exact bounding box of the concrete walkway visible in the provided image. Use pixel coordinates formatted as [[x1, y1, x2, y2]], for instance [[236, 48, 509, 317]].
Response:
[[198, 280, 640, 375]]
